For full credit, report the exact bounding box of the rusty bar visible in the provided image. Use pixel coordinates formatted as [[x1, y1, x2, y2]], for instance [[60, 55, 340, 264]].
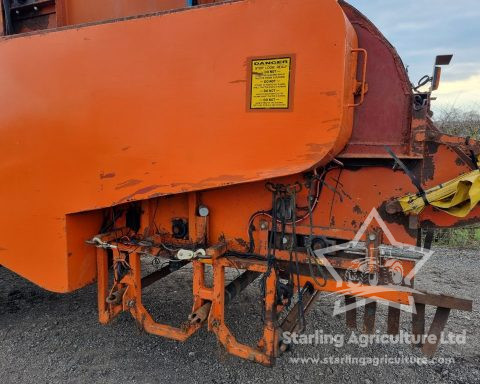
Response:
[[413, 292, 472, 311], [190, 270, 260, 325], [422, 307, 451, 357], [297, 275, 410, 305], [225, 270, 261, 305], [387, 305, 401, 335], [363, 301, 376, 334], [141, 260, 190, 289], [412, 302, 426, 345], [301, 290, 320, 317], [280, 283, 316, 333], [279, 284, 319, 353], [345, 295, 357, 329], [219, 256, 268, 273]]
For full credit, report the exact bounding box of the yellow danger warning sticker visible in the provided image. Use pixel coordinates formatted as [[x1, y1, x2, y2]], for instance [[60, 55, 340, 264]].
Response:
[[250, 57, 292, 110]]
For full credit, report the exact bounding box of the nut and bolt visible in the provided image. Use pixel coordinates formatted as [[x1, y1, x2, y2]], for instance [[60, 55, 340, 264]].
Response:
[[127, 299, 136, 308]]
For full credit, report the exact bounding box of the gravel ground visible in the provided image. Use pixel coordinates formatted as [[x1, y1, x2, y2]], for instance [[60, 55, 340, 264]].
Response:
[[0, 247, 478, 384]]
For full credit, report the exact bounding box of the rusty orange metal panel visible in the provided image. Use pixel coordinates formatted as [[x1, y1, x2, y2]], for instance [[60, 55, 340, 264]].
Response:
[[62, 0, 187, 26], [339, 1, 413, 159], [0, 0, 358, 292], [0, 2, 4, 36]]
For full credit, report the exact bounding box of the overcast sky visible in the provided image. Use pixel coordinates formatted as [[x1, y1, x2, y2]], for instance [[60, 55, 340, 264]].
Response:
[[347, 0, 480, 111]]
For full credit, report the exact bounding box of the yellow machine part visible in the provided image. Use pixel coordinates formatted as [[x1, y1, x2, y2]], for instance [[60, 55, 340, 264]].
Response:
[[398, 169, 480, 217]]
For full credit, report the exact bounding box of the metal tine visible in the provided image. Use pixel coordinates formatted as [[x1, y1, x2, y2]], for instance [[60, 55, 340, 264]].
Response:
[[412, 302, 426, 347], [344, 295, 357, 329], [387, 305, 401, 335], [363, 300, 377, 334], [422, 307, 451, 357]]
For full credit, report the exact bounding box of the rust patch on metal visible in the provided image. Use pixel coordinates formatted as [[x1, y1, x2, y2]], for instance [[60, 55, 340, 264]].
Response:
[[353, 205, 363, 215], [319, 90, 337, 96], [148, 192, 166, 199], [421, 142, 439, 182], [340, 188, 353, 201], [199, 174, 247, 184], [426, 141, 440, 155], [100, 172, 116, 179], [118, 185, 161, 203], [421, 213, 480, 229], [422, 156, 435, 182], [135, 185, 161, 195], [378, 201, 417, 239], [306, 143, 331, 153], [116, 179, 142, 190], [229, 79, 246, 84], [0, 247, 7, 251], [235, 238, 249, 251]]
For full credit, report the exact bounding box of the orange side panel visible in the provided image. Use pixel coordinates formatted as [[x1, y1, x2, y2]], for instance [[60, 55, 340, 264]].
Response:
[[0, 0, 357, 292]]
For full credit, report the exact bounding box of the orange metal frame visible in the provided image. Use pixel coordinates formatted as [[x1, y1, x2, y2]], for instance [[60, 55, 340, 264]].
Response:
[[95, 241, 412, 366], [93, 208, 469, 365]]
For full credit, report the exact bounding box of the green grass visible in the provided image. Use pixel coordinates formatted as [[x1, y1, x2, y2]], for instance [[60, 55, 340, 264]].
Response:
[[433, 228, 480, 248]]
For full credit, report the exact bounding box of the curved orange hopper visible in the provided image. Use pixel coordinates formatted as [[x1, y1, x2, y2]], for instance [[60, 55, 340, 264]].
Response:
[[0, 0, 357, 292]]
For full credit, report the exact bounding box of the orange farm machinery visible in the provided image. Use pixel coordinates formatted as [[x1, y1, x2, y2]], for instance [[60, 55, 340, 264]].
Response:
[[0, 0, 477, 365]]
